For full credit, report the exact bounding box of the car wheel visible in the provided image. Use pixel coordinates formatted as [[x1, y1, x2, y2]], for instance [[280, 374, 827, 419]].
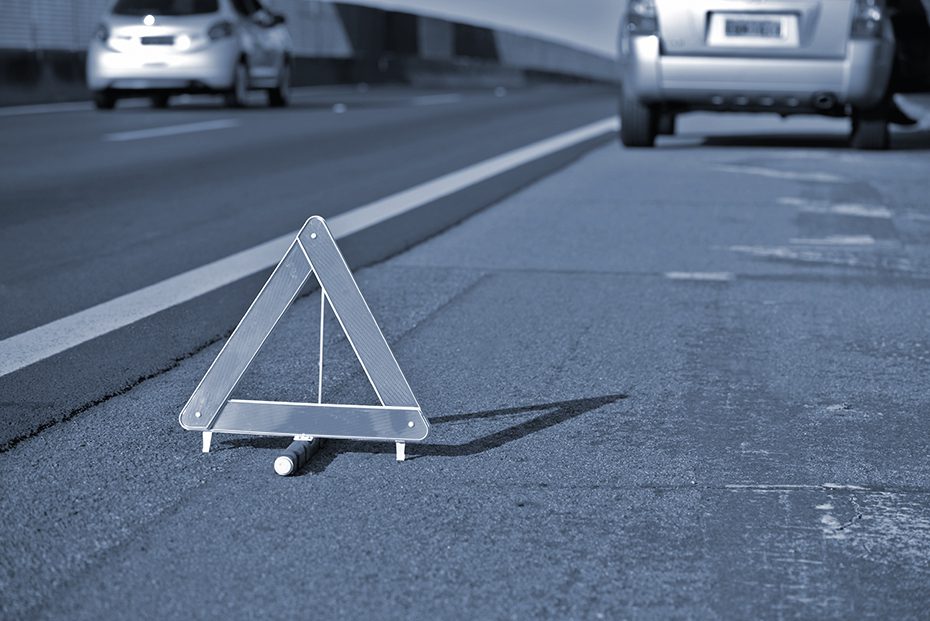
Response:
[[268, 62, 291, 108], [225, 61, 249, 108], [657, 112, 676, 136], [850, 107, 890, 151], [93, 91, 116, 110], [619, 92, 658, 148], [151, 95, 170, 109]]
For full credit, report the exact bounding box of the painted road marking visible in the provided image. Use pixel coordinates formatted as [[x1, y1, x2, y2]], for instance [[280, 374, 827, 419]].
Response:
[[0, 101, 93, 117], [790, 235, 876, 246], [0, 87, 353, 118], [0, 116, 619, 378], [104, 119, 240, 142], [777, 197, 893, 219], [664, 272, 735, 282], [411, 94, 464, 106], [716, 165, 846, 184], [726, 483, 869, 491], [0, 99, 152, 118]]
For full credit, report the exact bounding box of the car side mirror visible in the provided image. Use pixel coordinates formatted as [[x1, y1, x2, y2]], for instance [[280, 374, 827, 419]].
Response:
[[253, 10, 285, 27]]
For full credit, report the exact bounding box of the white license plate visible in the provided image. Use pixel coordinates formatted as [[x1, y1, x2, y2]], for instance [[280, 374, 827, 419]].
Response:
[[707, 13, 799, 47], [726, 19, 781, 38]]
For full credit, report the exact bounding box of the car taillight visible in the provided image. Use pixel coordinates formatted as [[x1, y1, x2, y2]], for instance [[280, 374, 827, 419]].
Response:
[[93, 23, 109, 42], [851, 0, 884, 38], [626, 0, 658, 36], [208, 21, 234, 40]]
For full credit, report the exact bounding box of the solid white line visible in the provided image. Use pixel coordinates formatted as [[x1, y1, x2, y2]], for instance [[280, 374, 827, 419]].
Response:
[[410, 94, 464, 106], [0, 116, 618, 377], [0, 101, 93, 117], [0, 99, 154, 118], [0, 86, 358, 118], [664, 272, 734, 282], [790, 235, 876, 246], [104, 119, 240, 142]]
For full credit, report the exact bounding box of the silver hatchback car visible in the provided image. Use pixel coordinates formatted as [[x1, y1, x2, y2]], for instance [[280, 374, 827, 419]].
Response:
[[87, 0, 293, 109], [618, 0, 896, 149]]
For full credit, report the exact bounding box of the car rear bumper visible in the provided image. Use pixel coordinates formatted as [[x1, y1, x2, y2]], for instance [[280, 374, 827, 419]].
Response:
[[625, 36, 894, 112], [86, 39, 239, 93]]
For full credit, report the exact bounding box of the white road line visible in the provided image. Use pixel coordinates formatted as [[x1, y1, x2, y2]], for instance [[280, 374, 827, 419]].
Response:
[[725, 484, 870, 492], [0, 87, 363, 118], [664, 271, 734, 282], [0, 101, 93, 117], [790, 235, 876, 246], [777, 197, 893, 219], [104, 118, 240, 142], [0, 115, 619, 378], [410, 94, 464, 106], [0, 99, 154, 118], [810, 204, 893, 219], [716, 165, 846, 184]]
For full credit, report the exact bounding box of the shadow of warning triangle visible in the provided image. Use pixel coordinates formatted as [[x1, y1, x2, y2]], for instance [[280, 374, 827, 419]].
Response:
[[179, 216, 428, 457]]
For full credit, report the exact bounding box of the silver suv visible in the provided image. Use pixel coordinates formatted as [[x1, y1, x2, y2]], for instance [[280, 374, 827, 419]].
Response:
[[618, 0, 896, 149], [87, 0, 293, 109]]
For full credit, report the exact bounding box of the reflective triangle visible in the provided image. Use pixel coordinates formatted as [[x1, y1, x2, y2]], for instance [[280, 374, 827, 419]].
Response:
[[178, 216, 428, 443]]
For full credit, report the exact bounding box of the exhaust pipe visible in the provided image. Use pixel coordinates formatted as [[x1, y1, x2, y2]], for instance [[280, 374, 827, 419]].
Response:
[[813, 92, 837, 110]]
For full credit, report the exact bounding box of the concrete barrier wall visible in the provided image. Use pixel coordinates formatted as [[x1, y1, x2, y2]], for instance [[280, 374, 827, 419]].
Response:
[[0, 0, 619, 106]]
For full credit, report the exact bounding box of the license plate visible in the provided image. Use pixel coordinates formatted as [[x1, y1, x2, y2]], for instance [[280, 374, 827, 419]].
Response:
[[725, 19, 782, 38], [141, 35, 174, 46], [707, 13, 799, 47]]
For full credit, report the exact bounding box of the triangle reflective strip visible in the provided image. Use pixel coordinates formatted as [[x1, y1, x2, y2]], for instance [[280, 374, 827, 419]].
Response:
[[178, 216, 428, 443]]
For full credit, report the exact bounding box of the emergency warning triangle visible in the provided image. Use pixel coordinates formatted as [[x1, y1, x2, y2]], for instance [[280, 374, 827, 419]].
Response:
[[179, 216, 429, 445]]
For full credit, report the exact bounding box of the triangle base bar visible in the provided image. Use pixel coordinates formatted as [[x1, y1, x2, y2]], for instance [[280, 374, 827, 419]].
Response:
[[211, 400, 428, 442]]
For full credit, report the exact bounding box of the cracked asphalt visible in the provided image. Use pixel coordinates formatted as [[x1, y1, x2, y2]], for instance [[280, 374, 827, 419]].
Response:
[[4, 109, 930, 619]]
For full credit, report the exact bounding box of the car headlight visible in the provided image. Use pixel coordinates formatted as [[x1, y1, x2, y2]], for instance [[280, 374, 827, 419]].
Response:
[[626, 0, 658, 36], [851, 0, 884, 38], [93, 23, 109, 43], [208, 21, 235, 41]]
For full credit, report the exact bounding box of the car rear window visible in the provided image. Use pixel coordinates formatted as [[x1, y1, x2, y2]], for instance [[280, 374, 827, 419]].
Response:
[[112, 0, 219, 16]]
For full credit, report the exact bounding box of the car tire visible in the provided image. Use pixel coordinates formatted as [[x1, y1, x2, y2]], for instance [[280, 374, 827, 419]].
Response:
[[93, 91, 116, 110], [619, 92, 658, 148], [850, 107, 890, 151], [151, 95, 170, 109], [225, 61, 249, 108], [267, 62, 291, 108], [657, 112, 676, 136]]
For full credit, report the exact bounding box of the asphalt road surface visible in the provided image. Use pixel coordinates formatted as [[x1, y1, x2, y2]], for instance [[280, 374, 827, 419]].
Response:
[[3, 88, 930, 619], [0, 84, 616, 448]]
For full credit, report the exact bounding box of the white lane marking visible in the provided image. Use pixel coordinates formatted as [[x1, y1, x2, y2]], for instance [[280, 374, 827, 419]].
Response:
[[664, 271, 734, 282], [0, 87, 362, 118], [790, 235, 876, 246], [0, 99, 154, 118], [777, 197, 893, 219], [410, 94, 464, 106], [726, 484, 869, 491], [103, 119, 240, 142], [0, 116, 618, 378], [327, 116, 618, 239], [0, 101, 93, 117], [716, 165, 846, 184], [814, 204, 892, 219]]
